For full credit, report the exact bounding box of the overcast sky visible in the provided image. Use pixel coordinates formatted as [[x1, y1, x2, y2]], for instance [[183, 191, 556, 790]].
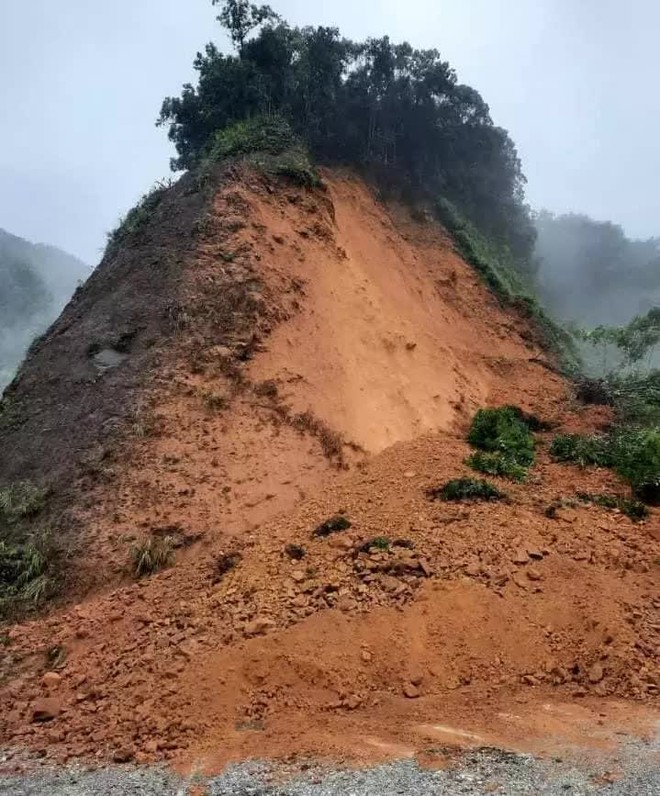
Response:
[[1, 0, 659, 264]]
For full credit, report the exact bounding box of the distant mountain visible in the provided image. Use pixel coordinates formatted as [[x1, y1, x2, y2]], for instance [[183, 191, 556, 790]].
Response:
[[0, 228, 89, 390]]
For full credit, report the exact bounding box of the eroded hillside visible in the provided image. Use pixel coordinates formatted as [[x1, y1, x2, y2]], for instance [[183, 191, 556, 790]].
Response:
[[0, 167, 657, 769]]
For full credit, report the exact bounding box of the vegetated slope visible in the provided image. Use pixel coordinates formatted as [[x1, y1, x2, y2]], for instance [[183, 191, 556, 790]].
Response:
[[0, 167, 657, 768], [0, 229, 89, 390]]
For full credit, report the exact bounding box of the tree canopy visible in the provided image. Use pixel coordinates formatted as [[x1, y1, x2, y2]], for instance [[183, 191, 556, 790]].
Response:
[[159, 0, 535, 263]]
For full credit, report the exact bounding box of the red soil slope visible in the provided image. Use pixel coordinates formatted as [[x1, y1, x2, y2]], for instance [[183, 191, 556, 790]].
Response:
[[0, 170, 657, 770]]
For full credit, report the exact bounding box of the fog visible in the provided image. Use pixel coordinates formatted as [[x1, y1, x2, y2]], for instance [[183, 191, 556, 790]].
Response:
[[0, 229, 89, 390], [1, 0, 659, 383]]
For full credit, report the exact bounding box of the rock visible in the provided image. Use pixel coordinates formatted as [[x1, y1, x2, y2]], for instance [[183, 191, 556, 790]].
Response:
[[291, 570, 306, 583], [31, 698, 61, 723], [465, 563, 480, 578], [527, 548, 544, 560], [403, 683, 420, 699], [512, 549, 530, 565], [588, 663, 605, 684], [360, 650, 373, 664], [290, 594, 309, 609], [244, 618, 276, 637], [404, 470, 416, 479], [112, 747, 135, 764], [419, 558, 432, 577], [409, 668, 424, 687], [526, 567, 542, 582], [143, 739, 160, 754], [522, 675, 539, 686], [41, 672, 62, 690]]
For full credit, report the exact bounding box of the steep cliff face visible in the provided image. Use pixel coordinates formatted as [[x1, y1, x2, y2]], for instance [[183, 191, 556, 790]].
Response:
[[0, 166, 656, 768]]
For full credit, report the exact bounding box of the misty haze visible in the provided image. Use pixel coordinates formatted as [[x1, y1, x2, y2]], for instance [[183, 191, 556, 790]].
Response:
[[0, 1, 658, 792]]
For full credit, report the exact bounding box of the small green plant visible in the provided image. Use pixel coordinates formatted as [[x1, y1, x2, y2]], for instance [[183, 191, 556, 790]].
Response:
[[313, 515, 352, 538], [467, 451, 528, 482], [284, 543, 306, 560], [576, 492, 649, 522], [427, 478, 506, 502], [359, 537, 390, 553], [131, 535, 175, 577]]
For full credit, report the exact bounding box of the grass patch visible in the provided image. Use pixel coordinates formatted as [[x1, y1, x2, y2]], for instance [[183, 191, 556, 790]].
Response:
[[467, 451, 528, 482], [0, 538, 51, 612], [131, 535, 175, 578], [576, 492, 649, 522], [427, 478, 506, 502], [313, 515, 352, 538], [0, 482, 48, 525], [105, 179, 173, 258]]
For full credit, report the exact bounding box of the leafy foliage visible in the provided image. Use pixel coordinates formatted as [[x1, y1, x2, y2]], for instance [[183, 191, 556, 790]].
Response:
[[428, 478, 506, 502], [159, 2, 534, 262], [467, 406, 537, 481], [550, 430, 660, 504], [577, 308, 660, 370], [467, 451, 528, 482]]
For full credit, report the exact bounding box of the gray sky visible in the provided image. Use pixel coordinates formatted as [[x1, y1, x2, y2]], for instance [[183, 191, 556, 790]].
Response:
[[1, 0, 659, 264]]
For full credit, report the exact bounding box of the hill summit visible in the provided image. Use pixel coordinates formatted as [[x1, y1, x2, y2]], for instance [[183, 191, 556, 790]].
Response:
[[0, 0, 657, 774]]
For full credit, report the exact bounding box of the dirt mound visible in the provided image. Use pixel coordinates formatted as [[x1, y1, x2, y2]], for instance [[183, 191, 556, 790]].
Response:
[[0, 166, 657, 769]]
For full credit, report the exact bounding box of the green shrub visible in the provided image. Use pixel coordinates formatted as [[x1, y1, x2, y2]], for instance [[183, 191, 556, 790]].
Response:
[[428, 478, 506, 502], [468, 406, 536, 468], [131, 535, 175, 577], [549, 434, 612, 467], [313, 515, 352, 538], [467, 451, 528, 482], [611, 428, 660, 504], [576, 492, 649, 522], [206, 116, 322, 188], [551, 429, 660, 504]]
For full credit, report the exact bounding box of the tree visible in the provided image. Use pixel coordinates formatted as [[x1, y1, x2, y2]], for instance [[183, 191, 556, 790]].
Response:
[[212, 0, 279, 54], [158, 2, 535, 263]]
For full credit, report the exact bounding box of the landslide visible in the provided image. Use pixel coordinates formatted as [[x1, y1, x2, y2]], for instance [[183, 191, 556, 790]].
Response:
[[0, 166, 657, 768]]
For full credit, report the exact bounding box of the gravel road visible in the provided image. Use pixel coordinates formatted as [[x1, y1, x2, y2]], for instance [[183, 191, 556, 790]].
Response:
[[1, 741, 659, 796]]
